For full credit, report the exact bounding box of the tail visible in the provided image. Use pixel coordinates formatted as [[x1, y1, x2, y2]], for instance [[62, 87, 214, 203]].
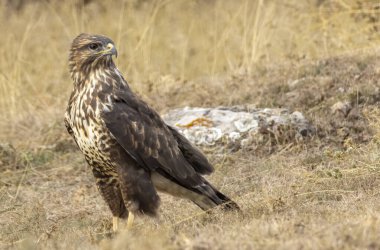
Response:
[[212, 188, 240, 211], [151, 172, 239, 212], [192, 180, 240, 211]]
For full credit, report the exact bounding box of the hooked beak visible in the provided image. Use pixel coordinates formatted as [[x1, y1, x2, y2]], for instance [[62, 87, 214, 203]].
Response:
[[102, 43, 118, 58]]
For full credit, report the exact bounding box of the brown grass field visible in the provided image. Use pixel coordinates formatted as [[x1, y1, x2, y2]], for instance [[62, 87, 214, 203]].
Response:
[[1, 0, 380, 249]]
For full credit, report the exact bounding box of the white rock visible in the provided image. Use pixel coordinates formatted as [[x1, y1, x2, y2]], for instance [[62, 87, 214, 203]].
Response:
[[163, 106, 313, 147]]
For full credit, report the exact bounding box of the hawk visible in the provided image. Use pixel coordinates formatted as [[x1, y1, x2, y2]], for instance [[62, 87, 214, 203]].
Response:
[[65, 33, 239, 231]]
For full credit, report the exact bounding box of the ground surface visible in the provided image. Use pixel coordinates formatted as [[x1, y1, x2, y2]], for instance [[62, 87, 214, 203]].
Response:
[[2, 52, 380, 250], [1, 1, 380, 249]]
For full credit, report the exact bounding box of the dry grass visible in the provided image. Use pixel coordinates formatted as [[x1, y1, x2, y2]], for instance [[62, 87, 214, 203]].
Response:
[[0, 0, 379, 141], [1, 0, 380, 249]]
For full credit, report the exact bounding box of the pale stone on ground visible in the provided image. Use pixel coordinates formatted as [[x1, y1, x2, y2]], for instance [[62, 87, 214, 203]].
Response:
[[163, 106, 313, 147]]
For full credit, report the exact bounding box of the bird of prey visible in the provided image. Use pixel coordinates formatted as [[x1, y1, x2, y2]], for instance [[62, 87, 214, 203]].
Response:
[[65, 33, 239, 231]]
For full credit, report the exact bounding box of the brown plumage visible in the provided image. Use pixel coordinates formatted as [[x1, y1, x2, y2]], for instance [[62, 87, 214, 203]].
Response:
[[65, 33, 239, 230]]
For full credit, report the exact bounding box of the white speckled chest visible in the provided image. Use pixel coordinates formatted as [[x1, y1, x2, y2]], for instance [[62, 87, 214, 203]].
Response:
[[66, 80, 115, 167]]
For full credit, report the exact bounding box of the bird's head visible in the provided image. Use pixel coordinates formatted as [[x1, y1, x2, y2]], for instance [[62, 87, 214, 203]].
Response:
[[69, 33, 118, 81]]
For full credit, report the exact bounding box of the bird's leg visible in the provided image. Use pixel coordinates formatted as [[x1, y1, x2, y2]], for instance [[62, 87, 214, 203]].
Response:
[[126, 212, 134, 229], [112, 212, 133, 232], [113, 216, 119, 232], [93, 173, 128, 233]]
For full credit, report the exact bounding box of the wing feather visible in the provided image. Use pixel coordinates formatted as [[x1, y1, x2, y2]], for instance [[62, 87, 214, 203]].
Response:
[[167, 126, 214, 175], [102, 89, 203, 187]]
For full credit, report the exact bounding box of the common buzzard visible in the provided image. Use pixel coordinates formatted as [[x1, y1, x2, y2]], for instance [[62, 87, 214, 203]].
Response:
[[65, 33, 239, 231]]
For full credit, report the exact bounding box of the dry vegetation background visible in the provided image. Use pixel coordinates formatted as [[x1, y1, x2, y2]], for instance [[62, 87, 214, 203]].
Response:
[[1, 0, 380, 249]]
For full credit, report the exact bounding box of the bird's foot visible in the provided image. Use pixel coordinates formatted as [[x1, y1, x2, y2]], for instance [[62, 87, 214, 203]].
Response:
[[126, 212, 134, 229], [112, 212, 134, 233], [112, 216, 119, 232]]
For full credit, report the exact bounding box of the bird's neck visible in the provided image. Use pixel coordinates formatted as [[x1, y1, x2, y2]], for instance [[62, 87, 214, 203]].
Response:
[[71, 60, 130, 91]]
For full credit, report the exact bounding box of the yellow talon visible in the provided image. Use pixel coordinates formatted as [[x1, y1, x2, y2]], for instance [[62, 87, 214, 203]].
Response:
[[112, 216, 119, 232], [112, 213, 134, 232], [127, 212, 134, 229]]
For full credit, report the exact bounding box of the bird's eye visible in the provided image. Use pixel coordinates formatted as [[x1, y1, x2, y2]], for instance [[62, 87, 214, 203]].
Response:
[[88, 43, 99, 50]]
